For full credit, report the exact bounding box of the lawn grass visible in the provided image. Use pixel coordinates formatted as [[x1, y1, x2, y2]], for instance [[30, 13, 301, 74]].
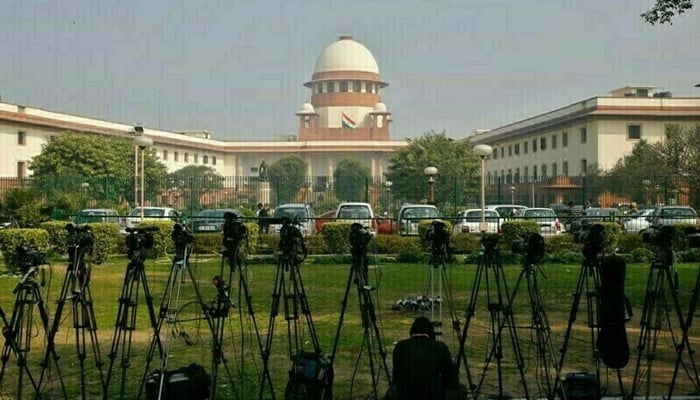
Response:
[[0, 253, 698, 399]]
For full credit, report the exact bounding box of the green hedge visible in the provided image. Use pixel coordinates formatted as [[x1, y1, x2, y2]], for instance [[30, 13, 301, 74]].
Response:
[[0, 229, 51, 271]]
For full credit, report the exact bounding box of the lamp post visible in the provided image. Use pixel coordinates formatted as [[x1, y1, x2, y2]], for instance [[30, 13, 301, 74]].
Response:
[[473, 144, 493, 232], [134, 134, 153, 222], [424, 167, 438, 205], [510, 186, 516, 204]]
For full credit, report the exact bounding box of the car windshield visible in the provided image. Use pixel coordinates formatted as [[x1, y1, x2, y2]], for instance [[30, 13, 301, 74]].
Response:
[[585, 208, 616, 217], [79, 210, 111, 217], [524, 209, 556, 218], [402, 207, 438, 219], [338, 206, 371, 219], [274, 207, 308, 219], [465, 210, 498, 220], [198, 209, 236, 218], [660, 208, 697, 217], [129, 208, 165, 217]]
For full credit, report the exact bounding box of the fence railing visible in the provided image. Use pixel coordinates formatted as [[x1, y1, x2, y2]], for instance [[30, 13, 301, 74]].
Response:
[[0, 174, 697, 221]]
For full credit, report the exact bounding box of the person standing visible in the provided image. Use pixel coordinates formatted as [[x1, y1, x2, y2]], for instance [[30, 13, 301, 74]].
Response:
[[392, 316, 459, 400]]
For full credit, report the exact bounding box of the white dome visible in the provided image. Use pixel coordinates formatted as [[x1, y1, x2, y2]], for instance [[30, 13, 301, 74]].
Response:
[[313, 36, 379, 75], [297, 102, 315, 114], [373, 102, 387, 112]]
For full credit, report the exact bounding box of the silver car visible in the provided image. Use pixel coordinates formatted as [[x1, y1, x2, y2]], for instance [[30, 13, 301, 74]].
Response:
[[649, 206, 699, 227], [396, 204, 440, 236], [623, 209, 655, 233], [513, 207, 564, 236], [453, 209, 500, 234]]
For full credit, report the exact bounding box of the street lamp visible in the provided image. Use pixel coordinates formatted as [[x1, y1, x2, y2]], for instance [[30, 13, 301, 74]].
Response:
[[473, 144, 493, 232], [510, 186, 516, 204], [134, 133, 153, 222], [424, 167, 438, 205]]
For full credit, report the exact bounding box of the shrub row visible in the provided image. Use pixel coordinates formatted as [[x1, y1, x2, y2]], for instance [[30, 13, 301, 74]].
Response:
[[2, 220, 700, 266]]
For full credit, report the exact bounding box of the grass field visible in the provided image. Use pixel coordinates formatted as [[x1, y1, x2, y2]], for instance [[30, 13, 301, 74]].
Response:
[[0, 252, 699, 399]]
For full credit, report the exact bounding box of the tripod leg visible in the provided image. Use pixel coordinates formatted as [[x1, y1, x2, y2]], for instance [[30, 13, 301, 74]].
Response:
[[669, 265, 700, 397], [259, 260, 284, 400], [0, 293, 40, 398]]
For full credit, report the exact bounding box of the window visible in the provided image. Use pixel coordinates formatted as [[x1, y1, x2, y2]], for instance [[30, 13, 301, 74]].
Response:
[[551, 134, 557, 149], [563, 161, 569, 176], [366, 82, 373, 93], [524, 166, 529, 180], [541, 164, 547, 178], [174, 151, 179, 162], [163, 150, 168, 160], [533, 165, 538, 180], [580, 127, 587, 143], [581, 158, 588, 175], [194, 154, 199, 164], [18, 131, 26, 145], [500, 147, 504, 158], [317, 83, 324, 93], [515, 168, 520, 182], [203, 155, 209, 164], [508, 145, 512, 157], [17, 162, 26, 178], [628, 125, 641, 140], [327, 82, 335, 93], [524, 141, 529, 154], [507, 169, 512, 183], [212, 156, 217, 165], [339, 81, 348, 92], [184, 152, 189, 162], [493, 148, 498, 159], [353, 81, 361, 92], [532, 139, 537, 153], [540, 137, 547, 150], [562, 131, 568, 147], [552, 162, 557, 177], [514, 143, 520, 155]]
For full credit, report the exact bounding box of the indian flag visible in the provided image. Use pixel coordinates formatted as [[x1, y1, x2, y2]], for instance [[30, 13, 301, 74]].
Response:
[[341, 112, 357, 129]]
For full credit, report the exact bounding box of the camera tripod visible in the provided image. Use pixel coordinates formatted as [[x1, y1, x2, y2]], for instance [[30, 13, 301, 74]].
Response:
[[455, 235, 529, 400], [138, 233, 237, 400], [553, 241, 628, 400], [630, 245, 700, 398], [259, 222, 328, 400], [0, 266, 50, 399], [36, 230, 107, 400], [329, 229, 391, 399], [507, 234, 559, 399], [105, 238, 163, 399], [421, 235, 460, 340], [668, 258, 700, 398]]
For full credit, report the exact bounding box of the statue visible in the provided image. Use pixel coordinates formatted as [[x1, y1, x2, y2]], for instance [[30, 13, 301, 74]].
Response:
[[259, 160, 268, 181]]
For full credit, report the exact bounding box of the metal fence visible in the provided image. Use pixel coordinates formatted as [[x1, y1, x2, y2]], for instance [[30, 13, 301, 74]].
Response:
[[0, 174, 696, 219]]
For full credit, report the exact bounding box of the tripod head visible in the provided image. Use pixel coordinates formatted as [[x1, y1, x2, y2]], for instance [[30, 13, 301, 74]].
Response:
[[576, 223, 606, 261], [65, 223, 94, 262], [511, 232, 545, 268], [126, 226, 158, 262], [480, 233, 501, 253], [172, 223, 194, 263], [222, 211, 247, 252], [425, 220, 450, 258], [349, 223, 372, 255], [279, 217, 307, 264]]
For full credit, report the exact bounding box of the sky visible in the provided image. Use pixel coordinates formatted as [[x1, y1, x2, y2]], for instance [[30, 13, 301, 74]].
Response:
[[1, 0, 699, 142]]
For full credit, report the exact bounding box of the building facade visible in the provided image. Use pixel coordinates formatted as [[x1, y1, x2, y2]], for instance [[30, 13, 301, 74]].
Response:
[[0, 36, 404, 180], [469, 86, 700, 186]]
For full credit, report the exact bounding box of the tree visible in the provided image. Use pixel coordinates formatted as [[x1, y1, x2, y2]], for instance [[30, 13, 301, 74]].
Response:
[[385, 131, 480, 209], [167, 165, 224, 213], [653, 124, 700, 202], [268, 155, 306, 205], [641, 0, 694, 25], [608, 140, 665, 205], [333, 158, 370, 202], [29, 132, 167, 210]]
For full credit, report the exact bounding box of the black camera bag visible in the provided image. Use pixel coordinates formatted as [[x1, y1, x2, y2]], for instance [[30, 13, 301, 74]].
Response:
[[145, 363, 211, 400]]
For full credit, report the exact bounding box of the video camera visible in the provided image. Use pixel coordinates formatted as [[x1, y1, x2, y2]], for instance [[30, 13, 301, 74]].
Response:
[[172, 223, 194, 263], [349, 223, 372, 253], [223, 212, 247, 249], [65, 223, 95, 248], [481, 233, 501, 251], [511, 232, 545, 265], [279, 217, 307, 264], [125, 226, 158, 261], [641, 225, 676, 248], [424, 220, 450, 256], [10, 245, 48, 274], [573, 223, 606, 259]]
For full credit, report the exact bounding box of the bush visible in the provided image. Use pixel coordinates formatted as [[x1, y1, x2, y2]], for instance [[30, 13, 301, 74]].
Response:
[[40, 220, 71, 256], [320, 223, 353, 254], [449, 234, 481, 255], [629, 247, 655, 263], [134, 220, 176, 257], [192, 233, 223, 255], [617, 232, 644, 254], [373, 235, 416, 255], [85, 222, 120, 264], [396, 241, 427, 263], [501, 221, 540, 245], [0, 229, 51, 270]]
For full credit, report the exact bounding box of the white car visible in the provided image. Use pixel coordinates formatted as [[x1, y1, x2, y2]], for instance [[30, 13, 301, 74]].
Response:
[[396, 204, 440, 236], [453, 209, 500, 234], [335, 202, 376, 232], [125, 207, 181, 230], [513, 207, 564, 236], [623, 209, 655, 233], [268, 203, 315, 236]]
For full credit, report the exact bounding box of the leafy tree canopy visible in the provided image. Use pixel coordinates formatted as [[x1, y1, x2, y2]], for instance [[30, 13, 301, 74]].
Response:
[[334, 158, 370, 202], [642, 0, 693, 25], [385, 131, 480, 204], [268, 155, 306, 205]]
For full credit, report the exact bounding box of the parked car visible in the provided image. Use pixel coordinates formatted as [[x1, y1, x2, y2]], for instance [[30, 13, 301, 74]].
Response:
[[268, 203, 315, 235], [190, 208, 243, 233], [513, 207, 563, 235], [396, 204, 440, 236], [581, 207, 621, 224], [622, 208, 655, 233], [452, 209, 500, 234], [125, 207, 181, 230], [486, 204, 527, 219], [649, 206, 699, 227], [75, 208, 125, 233], [335, 202, 376, 232], [314, 209, 336, 233]]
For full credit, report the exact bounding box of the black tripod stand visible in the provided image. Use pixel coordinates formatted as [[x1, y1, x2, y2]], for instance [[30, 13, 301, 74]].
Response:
[[36, 224, 106, 400], [0, 257, 50, 399], [422, 221, 460, 340], [455, 233, 529, 400], [105, 227, 163, 399], [508, 233, 559, 399], [329, 223, 391, 399], [259, 219, 330, 400], [630, 238, 700, 398]]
